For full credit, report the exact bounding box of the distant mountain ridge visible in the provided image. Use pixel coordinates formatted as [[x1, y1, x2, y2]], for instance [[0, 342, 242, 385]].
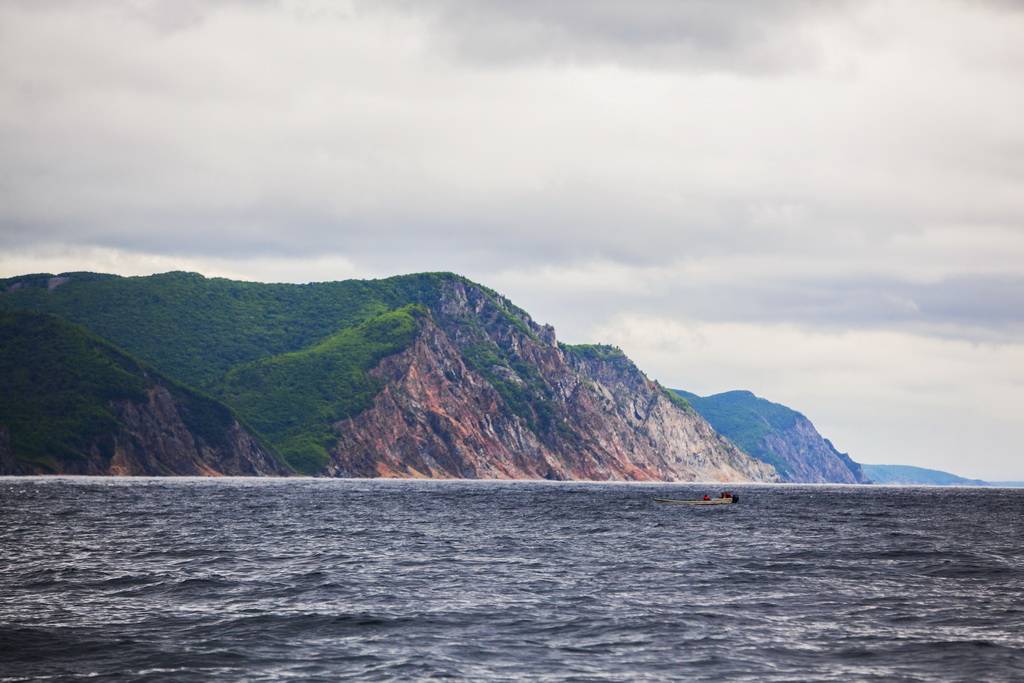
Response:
[[672, 389, 871, 484], [5, 270, 974, 483], [0, 271, 777, 481], [860, 464, 989, 487]]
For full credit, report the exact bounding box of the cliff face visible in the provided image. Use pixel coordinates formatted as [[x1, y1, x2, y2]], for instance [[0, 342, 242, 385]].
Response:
[[1, 272, 784, 482], [0, 309, 289, 477], [2, 385, 289, 477], [760, 416, 870, 484], [100, 386, 290, 477], [328, 281, 779, 482], [676, 389, 869, 484]]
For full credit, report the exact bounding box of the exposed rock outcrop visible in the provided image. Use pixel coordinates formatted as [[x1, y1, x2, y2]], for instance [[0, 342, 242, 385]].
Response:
[[328, 281, 779, 482], [760, 417, 869, 484], [101, 386, 289, 476], [4, 386, 290, 477], [0, 308, 289, 477], [676, 389, 870, 484]]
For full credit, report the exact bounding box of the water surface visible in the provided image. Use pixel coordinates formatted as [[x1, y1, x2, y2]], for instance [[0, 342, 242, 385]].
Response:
[[2, 478, 1022, 681]]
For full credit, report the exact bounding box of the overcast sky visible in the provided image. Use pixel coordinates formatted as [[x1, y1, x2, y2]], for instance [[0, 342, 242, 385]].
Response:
[[3, 0, 1023, 480]]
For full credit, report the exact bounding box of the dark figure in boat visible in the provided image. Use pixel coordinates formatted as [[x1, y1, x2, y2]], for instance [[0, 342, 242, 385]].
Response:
[[652, 492, 740, 504]]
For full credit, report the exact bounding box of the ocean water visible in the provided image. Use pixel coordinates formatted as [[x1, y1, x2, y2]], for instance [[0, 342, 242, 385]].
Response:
[[1, 478, 1022, 682]]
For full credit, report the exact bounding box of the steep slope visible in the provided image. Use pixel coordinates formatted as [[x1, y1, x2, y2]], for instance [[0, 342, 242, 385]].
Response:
[[1, 271, 779, 482], [0, 271, 452, 387], [325, 280, 778, 481], [213, 305, 425, 474], [0, 310, 288, 476], [674, 390, 870, 484]]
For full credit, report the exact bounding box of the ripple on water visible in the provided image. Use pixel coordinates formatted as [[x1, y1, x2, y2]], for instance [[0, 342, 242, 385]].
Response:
[[1, 478, 1023, 681]]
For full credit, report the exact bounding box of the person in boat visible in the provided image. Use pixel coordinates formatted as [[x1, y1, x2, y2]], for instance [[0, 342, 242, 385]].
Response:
[[703, 495, 710, 500], [721, 492, 732, 498]]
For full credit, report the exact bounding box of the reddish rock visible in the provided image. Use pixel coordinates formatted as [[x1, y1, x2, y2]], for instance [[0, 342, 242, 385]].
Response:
[[328, 280, 779, 483]]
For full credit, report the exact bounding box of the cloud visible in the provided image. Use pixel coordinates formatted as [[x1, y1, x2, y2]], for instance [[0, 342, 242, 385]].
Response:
[[2, 0, 1024, 477], [0, 243, 365, 284], [3, 0, 1022, 270], [590, 314, 1024, 480], [4, 0, 1022, 285], [362, 0, 859, 75], [491, 255, 1024, 347]]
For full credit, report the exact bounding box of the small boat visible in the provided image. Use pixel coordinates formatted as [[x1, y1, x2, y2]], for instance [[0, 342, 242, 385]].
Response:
[[653, 494, 739, 505]]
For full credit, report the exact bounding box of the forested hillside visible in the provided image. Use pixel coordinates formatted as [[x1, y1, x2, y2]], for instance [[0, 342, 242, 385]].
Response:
[[860, 464, 988, 486], [673, 389, 870, 484], [0, 271, 462, 387], [0, 309, 286, 475], [1, 271, 777, 481]]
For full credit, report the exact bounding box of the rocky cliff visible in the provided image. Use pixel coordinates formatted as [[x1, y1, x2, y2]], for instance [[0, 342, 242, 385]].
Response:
[[96, 386, 289, 477], [760, 418, 869, 484], [327, 280, 778, 482], [3, 386, 289, 477], [2, 271, 785, 482], [674, 389, 870, 484], [0, 309, 288, 476]]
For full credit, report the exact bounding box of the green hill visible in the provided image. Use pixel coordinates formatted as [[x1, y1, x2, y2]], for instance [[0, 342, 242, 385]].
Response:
[[0, 309, 283, 475], [214, 305, 425, 474], [859, 464, 989, 486], [1, 271, 777, 481], [673, 389, 870, 484], [0, 271, 537, 474], [0, 271, 461, 387], [1, 309, 148, 467], [673, 390, 798, 475]]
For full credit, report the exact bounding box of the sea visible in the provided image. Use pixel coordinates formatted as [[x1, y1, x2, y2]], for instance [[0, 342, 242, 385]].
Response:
[[1, 478, 1022, 682]]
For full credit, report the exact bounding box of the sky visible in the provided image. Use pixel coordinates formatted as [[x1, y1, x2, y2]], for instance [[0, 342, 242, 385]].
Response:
[[2, 0, 1023, 480]]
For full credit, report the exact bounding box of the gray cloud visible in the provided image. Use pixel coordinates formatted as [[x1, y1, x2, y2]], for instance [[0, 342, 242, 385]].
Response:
[[694, 274, 1024, 340], [494, 265, 1024, 350], [363, 0, 856, 74], [3, 0, 1024, 476], [4, 0, 1020, 271]]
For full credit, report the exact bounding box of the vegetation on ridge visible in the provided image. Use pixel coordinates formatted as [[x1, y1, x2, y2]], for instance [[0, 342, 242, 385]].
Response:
[[0, 309, 255, 471], [672, 389, 799, 478], [565, 343, 626, 362], [0, 270, 461, 387], [212, 305, 425, 474], [1, 270, 759, 479]]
